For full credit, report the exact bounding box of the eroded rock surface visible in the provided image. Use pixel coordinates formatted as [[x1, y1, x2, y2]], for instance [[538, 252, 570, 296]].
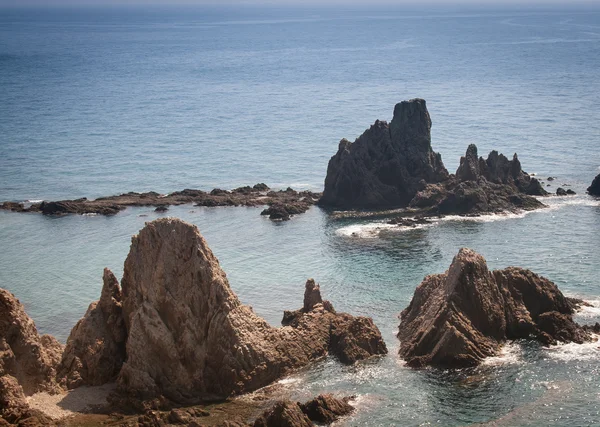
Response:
[[59, 269, 126, 388], [588, 173, 600, 196], [253, 394, 354, 427], [65, 218, 387, 405], [0, 289, 63, 425], [320, 99, 449, 209], [320, 100, 547, 216], [398, 248, 591, 368]]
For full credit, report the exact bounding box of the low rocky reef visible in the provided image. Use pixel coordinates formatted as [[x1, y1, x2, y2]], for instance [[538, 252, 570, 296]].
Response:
[[0, 218, 386, 425], [0, 184, 320, 221], [319, 99, 550, 216], [398, 248, 598, 368], [588, 173, 600, 196]]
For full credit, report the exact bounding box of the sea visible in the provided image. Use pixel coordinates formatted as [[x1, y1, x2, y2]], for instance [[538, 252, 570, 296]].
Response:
[[1, 4, 600, 426]]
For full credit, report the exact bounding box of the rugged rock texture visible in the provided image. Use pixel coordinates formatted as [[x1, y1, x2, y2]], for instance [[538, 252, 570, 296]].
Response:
[[253, 394, 354, 427], [320, 101, 547, 216], [253, 401, 313, 427], [260, 201, 311, 221], [410, 145, 546, 215], [398, 248, 590, 368], [0, 289, 64, 425], [87, 218, 388, 405], [0, 185, 321, 219], [59, 269, 127, 389], [0, 289, 63, 396], [588, 173, 600, 196], [320, 99, 449, 209]]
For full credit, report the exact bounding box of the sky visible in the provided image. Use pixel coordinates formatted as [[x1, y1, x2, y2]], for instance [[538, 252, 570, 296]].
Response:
[[0, 0, 597, 6]]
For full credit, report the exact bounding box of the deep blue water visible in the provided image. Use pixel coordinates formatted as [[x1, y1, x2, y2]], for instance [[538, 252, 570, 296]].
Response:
[[1, 5, 600, 426]]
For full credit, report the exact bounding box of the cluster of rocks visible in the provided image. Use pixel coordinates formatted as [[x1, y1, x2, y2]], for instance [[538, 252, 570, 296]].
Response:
[[319, 99, 549, 216], [253, 394, 354, 427], [0, 185, 320, 221], [397, 248, 596, 368], [0, 218, 386, 425]]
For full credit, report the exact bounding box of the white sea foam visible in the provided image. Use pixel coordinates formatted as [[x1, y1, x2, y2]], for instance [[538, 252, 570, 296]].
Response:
[[542, 334, 600, 362], [482, 341, 522, 366], [335, 195, 600, 239], [574, 299, 600, 320], [277, 376, 302, 386], [26, 199, 43, 203]]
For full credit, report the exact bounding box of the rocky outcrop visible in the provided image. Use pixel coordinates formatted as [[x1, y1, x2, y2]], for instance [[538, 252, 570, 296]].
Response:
[[320, 101, 548, 216], [588, 173, 600, 196], [59, 269, 127, 388], [0, 289, 63, 395], [320, 99, 449, 209], [253, 394, 354, 427], [0, 185, 321, 219], [260, 201, 311, 221], [398, 248, 590, 368], [63, 219, 386, 406], [0, 289, 64, 425]]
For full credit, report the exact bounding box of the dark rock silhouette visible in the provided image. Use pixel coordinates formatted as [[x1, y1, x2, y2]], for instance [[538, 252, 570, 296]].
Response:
[[320, 99, 448, 209], [320, 100, 547, 216], [588, 173, 600, 196], [398, 248, 590, 368]]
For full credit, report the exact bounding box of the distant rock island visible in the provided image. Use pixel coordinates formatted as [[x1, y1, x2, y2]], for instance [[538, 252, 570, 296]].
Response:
[[398, 248, 598, 368], [319, 99, 549, 216], [0, 219, 386, 425]]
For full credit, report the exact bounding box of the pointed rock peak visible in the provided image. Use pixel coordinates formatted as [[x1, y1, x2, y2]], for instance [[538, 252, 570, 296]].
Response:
[[100, 268, 121, 313], [303, 279, 323, 312], [466, 143, 478, 158], [448, 248, 489, 277], [456, 144, 481, 181], [390, 98, 432, 147]]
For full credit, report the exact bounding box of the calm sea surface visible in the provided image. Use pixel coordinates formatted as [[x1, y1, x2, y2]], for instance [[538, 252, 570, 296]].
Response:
[[1, 5, 600, 426]]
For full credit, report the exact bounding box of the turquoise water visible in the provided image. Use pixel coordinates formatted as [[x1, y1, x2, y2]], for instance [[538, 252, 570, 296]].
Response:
[[1, 5, 600, 426]]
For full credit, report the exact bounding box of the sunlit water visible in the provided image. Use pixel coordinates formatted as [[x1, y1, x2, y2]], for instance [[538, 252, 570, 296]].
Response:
[[1, 5, 600, 426]]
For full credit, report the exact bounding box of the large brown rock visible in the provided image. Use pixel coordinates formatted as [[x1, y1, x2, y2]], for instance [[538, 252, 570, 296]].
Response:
[[253, 401, 313, 427], [588, 173, 600, 196], [0, 289, 63, 396], [398, 248, 590, 368], [59, 268, 127, 388], [320, 99, 449, 208], [111, 218, 386, 405]]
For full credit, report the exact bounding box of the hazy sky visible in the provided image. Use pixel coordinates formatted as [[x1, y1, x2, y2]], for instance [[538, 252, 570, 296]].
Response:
[[0, 0, 596, 6]]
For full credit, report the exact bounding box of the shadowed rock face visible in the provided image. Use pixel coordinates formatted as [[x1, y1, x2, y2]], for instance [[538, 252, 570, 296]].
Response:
[[253, 394, 354, 427], [60, 218, 386, 406], [59, 269, 127, 388], [588, 173, 600, 196], [320, 99, 449, 209], [0, 290, 63, 425], [320, 101, 547, 215], [398, 248, 589, 368]]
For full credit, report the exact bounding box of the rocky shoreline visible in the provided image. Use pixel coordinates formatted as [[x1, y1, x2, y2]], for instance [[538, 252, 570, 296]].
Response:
[[0, 185, 321, 221]]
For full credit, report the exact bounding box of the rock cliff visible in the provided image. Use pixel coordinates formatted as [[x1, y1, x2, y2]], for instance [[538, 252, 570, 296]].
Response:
[[320, 99, 449, 208], [320, 100, 547, 215], [398, 248, 590, 368], [588, 173, 600, 196], [59, 218, 386, 406], [0, 289, 63, 424]]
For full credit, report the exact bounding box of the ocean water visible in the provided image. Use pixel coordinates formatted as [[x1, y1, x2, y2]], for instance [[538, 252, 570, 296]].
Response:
[[1, 5, 600, 426]]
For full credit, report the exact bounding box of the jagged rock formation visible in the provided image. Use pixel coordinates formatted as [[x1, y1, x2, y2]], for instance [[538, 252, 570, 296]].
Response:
[[0, 289, 63, 424], [320, 100, 547, 215], [320, 99, 449, 208], [253, 394, 354, 427], [60, 218, 385, 406], [59, 269, 126, 388], [398, 248, 590, 368], [411, 144, 546, 215], [588, 173, 600, 196]]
